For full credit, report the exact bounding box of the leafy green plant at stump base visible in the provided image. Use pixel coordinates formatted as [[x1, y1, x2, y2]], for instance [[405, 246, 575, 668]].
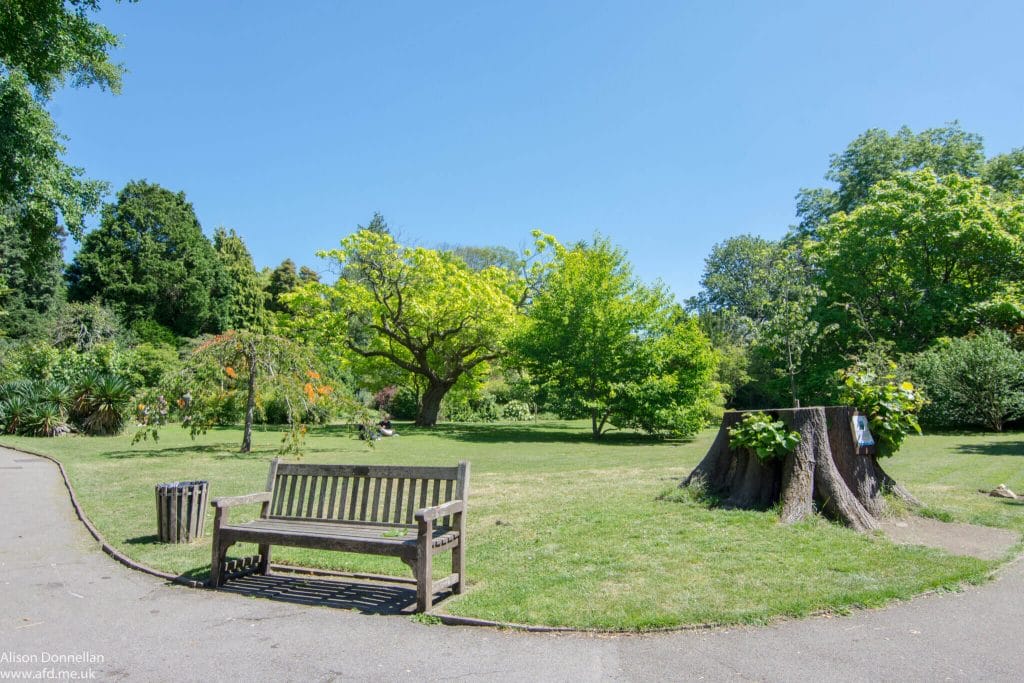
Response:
[[837, 363, 924, 458], [728, 412, 801, 461]]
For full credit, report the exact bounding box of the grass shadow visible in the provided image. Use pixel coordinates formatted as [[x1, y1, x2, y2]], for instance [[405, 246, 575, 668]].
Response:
[[399, 422, 675, 447], [104, 443, 231, 459], [125, 534, 160, 545], [954, 441, 1024, 457]]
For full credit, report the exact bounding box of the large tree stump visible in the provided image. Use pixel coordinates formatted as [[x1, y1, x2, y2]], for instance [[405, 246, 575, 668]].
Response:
[[682, 406, 918, 531]]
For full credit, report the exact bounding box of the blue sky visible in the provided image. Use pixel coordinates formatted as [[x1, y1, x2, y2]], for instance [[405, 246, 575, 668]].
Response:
[[52, 0, 1024, 300]]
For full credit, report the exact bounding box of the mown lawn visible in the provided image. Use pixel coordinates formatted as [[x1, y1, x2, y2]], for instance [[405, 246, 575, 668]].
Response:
[[3, 421, 1023, 629]]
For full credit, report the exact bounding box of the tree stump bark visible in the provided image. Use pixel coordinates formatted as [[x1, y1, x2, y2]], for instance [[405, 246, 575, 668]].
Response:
[[682, 406, 919, 531]]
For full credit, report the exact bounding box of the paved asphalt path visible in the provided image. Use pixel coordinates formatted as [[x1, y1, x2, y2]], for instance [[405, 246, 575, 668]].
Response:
[[2, 445, 1023, 682]]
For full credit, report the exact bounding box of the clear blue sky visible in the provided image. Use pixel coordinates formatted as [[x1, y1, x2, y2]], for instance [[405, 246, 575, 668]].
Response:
[[51, 0, 1024, 301]]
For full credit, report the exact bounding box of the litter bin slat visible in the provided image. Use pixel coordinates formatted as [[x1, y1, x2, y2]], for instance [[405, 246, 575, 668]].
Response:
[[156, 480, 208, 543]]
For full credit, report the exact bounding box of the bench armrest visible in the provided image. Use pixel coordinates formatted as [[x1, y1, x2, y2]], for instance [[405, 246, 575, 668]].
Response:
[[211, 492, 273, 509], [414, 499, 465, 522]]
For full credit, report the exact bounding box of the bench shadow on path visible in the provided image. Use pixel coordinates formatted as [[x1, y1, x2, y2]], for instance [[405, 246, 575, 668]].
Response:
[[122, 547, 426, 615], [215, 573, 429, 615]]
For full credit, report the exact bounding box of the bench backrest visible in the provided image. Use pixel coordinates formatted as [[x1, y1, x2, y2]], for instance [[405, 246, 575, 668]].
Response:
[[264, 460, 469, 528]]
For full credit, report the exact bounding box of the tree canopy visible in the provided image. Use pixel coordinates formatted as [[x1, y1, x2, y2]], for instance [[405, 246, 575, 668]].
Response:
[[66, 180, 228, 337], [214, 227, 268, 332], [514, 235, 719, 438], [0, 0, 133, 337], [0, 0, 127, 97], [812, 171, 1024, 352], [0, 72, 104, 336], [795, 123, 988, 237], [288, 230, 521, 426]]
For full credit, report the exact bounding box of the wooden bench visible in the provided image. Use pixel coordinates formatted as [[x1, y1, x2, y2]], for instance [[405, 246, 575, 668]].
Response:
[[209, 459, 469, 612]]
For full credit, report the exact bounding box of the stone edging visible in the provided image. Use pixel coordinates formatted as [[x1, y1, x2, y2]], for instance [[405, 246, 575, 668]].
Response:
[[12, 445, 206, 589]]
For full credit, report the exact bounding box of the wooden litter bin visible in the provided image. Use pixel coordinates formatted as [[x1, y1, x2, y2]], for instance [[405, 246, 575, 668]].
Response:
[[156, 480, 209, 543]]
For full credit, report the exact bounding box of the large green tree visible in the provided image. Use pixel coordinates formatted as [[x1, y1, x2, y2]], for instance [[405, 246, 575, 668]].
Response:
[[0, 1, 132, 330], [690, 235, 832, 407], [514, 236, 719, 438], [0, 0, 127, 97], [213, 227, 268, 332], [0, 212, 65, 339], [812, 171, 1024, 353], [264, 259, 300, 313], [66, 180, 228, 337], [288, 230, 520, 426]]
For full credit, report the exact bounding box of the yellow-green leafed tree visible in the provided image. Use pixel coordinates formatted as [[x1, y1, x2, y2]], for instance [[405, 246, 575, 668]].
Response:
[[287, 230, 521, 426]]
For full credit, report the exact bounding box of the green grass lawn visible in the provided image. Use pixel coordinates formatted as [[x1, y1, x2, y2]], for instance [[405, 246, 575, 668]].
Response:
[[3, 420, 1023, 629]]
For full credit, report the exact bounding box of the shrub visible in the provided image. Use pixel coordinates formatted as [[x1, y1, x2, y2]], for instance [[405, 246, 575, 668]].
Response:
[[502, 399, 533, 421], [50, 301, 124, 351], [129, 343, 181, 388], [728, 412, 800, 461], [837, 363, 924, 457], [910, 329, 1024, 431], [258, 392, 291, 425], [391, 386, 420, 420], [130, 319, 179, 347], [372, 385, 400, 413], [437, 392, 503, 423]]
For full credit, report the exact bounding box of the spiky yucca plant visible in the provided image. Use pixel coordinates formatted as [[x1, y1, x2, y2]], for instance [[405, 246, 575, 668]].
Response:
[[0, 394, 33, 434], [28, 403, 72, 437], [79, 374, 133, 435]]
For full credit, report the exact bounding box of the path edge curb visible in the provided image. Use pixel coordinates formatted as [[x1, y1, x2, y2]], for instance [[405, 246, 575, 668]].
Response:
[[9, 444, 207, 589]]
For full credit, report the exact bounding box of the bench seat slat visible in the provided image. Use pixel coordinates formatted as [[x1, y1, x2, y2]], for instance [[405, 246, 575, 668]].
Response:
[[338, 477, 350, 520], [285, 475, 298, 516], [219, 519, 459, 555], [297, 475, 308, 516], [382, 478, 394, 524], [327, 477, 338, 519], [348, 477, 360, 519], [370, 478, 382, 522], [405, 478, 416, 523], [394, 478, 405, 523], [359, 477, 371, 520]]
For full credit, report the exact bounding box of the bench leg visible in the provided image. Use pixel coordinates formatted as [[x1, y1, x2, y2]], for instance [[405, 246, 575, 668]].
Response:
[[452, 540, 465, 595], [258, 544, 272, 574], [416, 544, 433, 613], [452, 511, 466, 595], [210, 536, 231, 588]]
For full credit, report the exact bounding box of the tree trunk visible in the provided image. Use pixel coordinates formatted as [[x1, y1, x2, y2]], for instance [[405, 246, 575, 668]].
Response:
[[684, 412, 743, 491], [777, 409, 818, 524], [416, 380, 453, 427], [826, 406, 885, 517], [240, 349, 257, 453], [679, 406, 912, 532]]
